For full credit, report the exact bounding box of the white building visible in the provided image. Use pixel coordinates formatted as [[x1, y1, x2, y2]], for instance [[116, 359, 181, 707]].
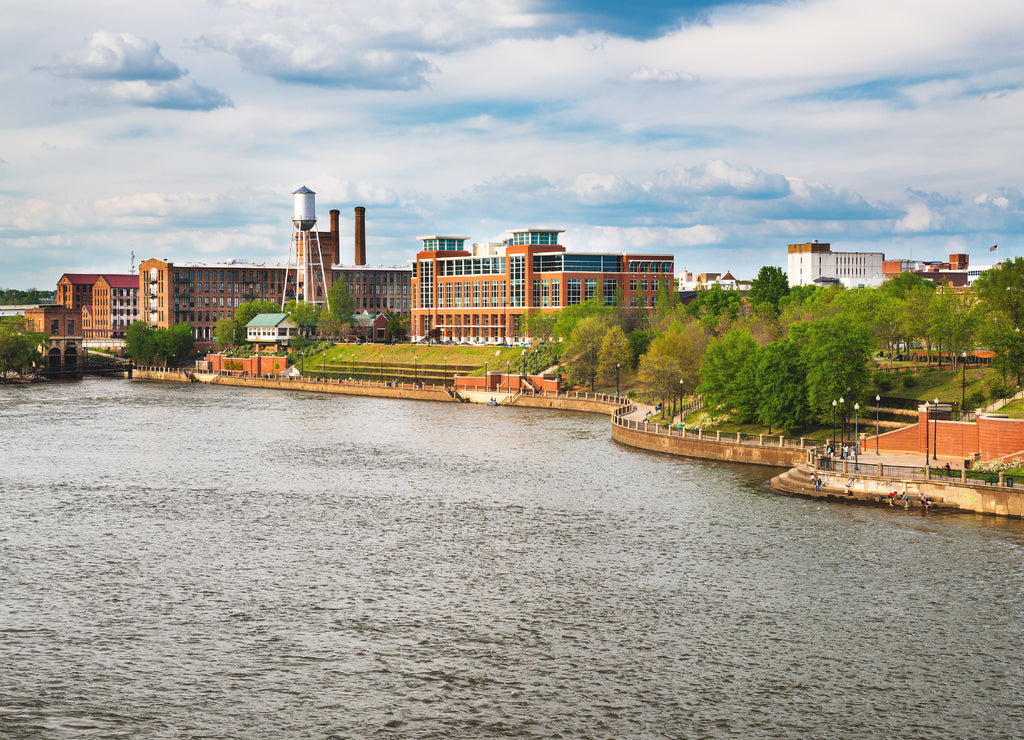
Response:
[[787, 242, 885, 288]]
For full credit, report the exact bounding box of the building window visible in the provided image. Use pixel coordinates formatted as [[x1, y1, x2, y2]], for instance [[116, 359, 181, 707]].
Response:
[[568, 278, 581, 305], [584, 279, 597, 302], [604, 279, 617, 306]]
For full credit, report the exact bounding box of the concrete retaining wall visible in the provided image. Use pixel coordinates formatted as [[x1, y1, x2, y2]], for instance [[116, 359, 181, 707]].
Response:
[[611, 422, 805, 467]]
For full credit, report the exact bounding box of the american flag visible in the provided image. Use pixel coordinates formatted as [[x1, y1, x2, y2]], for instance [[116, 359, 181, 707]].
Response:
[[990, 245, 998, 252]]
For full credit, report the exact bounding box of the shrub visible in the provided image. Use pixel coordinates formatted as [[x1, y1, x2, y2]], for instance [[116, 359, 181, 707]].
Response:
[[900, 373, 917, 388], [873, 370, 894, 393], [987, 377, 1011, 402], [964, 390, 986, 411]]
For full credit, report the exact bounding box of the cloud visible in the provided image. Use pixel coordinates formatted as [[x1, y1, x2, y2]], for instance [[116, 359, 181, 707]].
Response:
[[69, 79, 232, 111], [895, 202, 941, 233], [196, 31, 435, 89], [42, 31, 184, 81], [649, 161, 791, 200], [629, 65, 698, 83]]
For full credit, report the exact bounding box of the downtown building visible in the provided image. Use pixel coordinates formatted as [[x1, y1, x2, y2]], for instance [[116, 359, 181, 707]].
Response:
[[409, 228, 674, 343], [139, 206, 410, 349], [55, 272, 140, 344], [787, 241, 885, 288]]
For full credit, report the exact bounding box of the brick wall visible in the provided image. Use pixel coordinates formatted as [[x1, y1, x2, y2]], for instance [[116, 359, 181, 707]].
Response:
[[872, 415, 1024, 461]]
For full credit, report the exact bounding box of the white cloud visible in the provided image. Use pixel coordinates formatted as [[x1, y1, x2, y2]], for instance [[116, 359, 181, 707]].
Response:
[[895, 203, 941, 233], [629, 66, 697, 83], [69, 79, 232, 110], [44, 31, 184, 80]]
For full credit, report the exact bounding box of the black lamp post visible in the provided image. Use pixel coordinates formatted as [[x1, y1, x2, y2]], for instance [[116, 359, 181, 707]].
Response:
[[506, 361, 511, 393], [839, 396, 845, 447], [414, 355, 418, 384], [616, 363, 620, 397], [933, 396, 939, 461], [379, 354, 383, 383], [444, 356, 448, 388], [832, 399, 837, 447], [679, 378, 683, 420], [875, 394, 880, 455], [961, 352, 967, 417], [854, 403, 860, 470], [925, 400, 930, 467]]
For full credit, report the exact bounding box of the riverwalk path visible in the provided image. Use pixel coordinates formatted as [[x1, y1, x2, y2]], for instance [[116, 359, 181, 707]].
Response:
[[131, 366, 1024, 518]]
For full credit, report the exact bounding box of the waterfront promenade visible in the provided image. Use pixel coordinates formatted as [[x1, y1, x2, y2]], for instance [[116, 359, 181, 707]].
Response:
[[132, 366, 1024, 518]]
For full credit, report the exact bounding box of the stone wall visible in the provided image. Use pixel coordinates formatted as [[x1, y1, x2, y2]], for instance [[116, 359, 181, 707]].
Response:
[[611, 421, 806, 467]]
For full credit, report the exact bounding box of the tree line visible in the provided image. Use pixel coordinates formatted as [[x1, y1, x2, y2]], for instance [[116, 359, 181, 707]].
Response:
[[552, 259, 1024, 433]]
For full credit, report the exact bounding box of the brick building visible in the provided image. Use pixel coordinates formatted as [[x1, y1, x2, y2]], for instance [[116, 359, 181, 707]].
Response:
[[410, 228, 674, 343], [23, 304, 83, 373]]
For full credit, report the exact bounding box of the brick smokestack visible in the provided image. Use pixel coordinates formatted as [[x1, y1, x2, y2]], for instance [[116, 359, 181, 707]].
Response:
[[354, 206, 366, 265], [330, 209, 340, 265]]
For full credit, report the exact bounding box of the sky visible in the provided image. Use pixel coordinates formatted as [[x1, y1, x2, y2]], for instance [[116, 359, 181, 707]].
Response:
[[2, 0, 1023, 289]]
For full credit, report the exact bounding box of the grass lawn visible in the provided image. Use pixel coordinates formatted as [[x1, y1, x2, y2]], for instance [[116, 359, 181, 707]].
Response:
[[879, 364, 1000, 407]]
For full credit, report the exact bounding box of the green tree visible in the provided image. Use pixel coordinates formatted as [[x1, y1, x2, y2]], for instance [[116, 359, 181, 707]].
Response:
[[326, 276, 356, 326], [233, 299, 280, 346], [0, 317, 45, 377], [753, 339, 813, 433], [387, 314, 410, 342], [636, 320, 708, 412], [153, 324, 195, 365], [795, 314, 873, 421], [627, 329, 656, 370], [563, 315, 607, 390], [930, 290, 977, 370], [553, 295, 609, 342], [284, 299, 321, 337], [524, 310, 558, 341], [214, 318, 236, 350], [684, 284, 739, 336], [125, 320, 156, 363], [598, 325, 630, 387], [748, 266, 790, 314], [697, 328, 759, 418], [317, 311, 347, 341]]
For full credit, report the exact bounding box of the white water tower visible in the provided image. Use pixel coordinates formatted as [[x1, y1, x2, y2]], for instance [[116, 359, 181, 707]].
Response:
[[282, 186, 330, 311]]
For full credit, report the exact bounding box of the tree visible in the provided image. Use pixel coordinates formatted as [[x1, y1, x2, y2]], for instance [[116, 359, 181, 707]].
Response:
[[553, 295, 609, 342], [929, 289, 977, 371], [627, 329, 656, 371], [973, 257, 1024, 327], [795, 314, 873, 422], [125, 321, 156, 363], [153, 324, 195, 365], [0, 317, 45, 378], [636, 319, 708, 411], [563, 315, 607, 390], [214, 318, 236, 350], [326, 277, 356, 326], [233, 299, 280, 346], [524, 310, 558, 341], [683, 284, 739, 336], [748, 266, 790, 314], [752, 339, 813, 433], [317, 311, 346, 341], [387, 314, 410, 342], [598, 325, 630, 386], [284, 299, 321, 337], [697, 328, 759, 419]]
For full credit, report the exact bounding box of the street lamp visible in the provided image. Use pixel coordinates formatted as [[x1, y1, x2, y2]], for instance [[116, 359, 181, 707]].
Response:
[[961, 351, 967, 417], [679, 378, 684, 421], [933, 396, 939, 461], [616, 363, 620, 397], [853, 403, 860, 470], [832, 399, 838, 448], [379, 353, 383, 383], [506, 361, 511, 393], [839, 396, 845, 447], [875, 394, 880, 455], [414, 355, 418, 385], [444, 356, 448, 388], [925, 399, 930, 467]]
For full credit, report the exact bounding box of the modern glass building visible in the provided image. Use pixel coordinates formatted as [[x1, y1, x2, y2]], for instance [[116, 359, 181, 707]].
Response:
[[410, 229, 674, 343]]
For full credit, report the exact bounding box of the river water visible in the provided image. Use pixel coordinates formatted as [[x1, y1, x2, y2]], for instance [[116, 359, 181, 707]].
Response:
[[2, 377, 1023, 739]]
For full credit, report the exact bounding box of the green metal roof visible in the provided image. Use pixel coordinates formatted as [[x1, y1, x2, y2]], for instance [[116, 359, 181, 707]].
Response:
[[246, 313, 289, 328]]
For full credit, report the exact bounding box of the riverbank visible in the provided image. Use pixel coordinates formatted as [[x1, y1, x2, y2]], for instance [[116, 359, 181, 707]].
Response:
[[133, 368, 1024, 518]]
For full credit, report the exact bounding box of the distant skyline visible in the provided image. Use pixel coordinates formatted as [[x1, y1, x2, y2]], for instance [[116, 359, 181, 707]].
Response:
[[2, 0, 1021, 288]]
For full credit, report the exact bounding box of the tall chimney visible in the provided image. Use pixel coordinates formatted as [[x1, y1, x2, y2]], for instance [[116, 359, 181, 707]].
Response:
[[330, 209, 340, 266], [354, 206, 366, 265]]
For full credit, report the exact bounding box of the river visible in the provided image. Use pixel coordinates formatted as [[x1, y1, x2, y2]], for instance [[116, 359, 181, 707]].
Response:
[[2, 377, 1023, 738]]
